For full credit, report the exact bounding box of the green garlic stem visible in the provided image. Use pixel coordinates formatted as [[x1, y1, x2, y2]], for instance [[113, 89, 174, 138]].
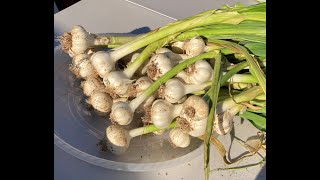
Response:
[[108, 7, 265, 62], [216, 86, 263, 114], [129, 121, 176, 138]]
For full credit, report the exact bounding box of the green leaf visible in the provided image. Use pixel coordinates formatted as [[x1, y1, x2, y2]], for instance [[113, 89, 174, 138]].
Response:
[[244, 43, 266, 57], [240, 111, 266, 131]]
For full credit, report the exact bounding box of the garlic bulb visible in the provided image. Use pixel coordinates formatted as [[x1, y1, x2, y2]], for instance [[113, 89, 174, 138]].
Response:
[[213, 104, 244, 135], [156, 48, 188, 61], [70, 53, 97, 79], [59, 25, 96, 57], [103, 71, 134, 98], [105, 125, 130, 155], [90, 51, 116, 78], [161, 78, 210, 103], [183, 37, 206, 57], [177, 95, 209, 137], [80, 76, 105, 96], [186, 60, 212, 84], [150, 99, 183, 129], [105, 121, 176, 154], [171, 41, 186, 54], [110, 101, 133, 125], [169, 128, 191, 148], [86, 91, 113, 115], [146, 53, 175, 80]]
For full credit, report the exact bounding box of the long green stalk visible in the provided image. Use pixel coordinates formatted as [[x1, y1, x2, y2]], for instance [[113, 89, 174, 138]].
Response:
[[216, 86, 264, 114], [208, 39, 266, 94], [109, 4, 265, 61], [204, 53, 222, 180]]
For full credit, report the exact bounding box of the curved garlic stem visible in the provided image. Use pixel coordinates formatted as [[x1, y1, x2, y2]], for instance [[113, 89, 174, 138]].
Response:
[[216, 86, 263, 114], [224, 73, 258, 84], [151, 100, 183, 128], [213, 104, 244, 135], [163, 78, 210, 103], [156, 48, 188, 61], [169, 128, 191, 148]]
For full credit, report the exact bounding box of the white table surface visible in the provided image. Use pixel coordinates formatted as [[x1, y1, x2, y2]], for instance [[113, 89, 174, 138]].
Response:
[[54, 0, 266, 179]]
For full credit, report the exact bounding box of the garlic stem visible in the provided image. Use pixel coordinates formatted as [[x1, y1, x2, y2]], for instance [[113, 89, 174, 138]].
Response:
[[216, 86, 263, 114]]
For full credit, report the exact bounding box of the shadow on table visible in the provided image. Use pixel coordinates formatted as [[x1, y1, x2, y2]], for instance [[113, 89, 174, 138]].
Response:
[[255, 164, 266, 180]]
